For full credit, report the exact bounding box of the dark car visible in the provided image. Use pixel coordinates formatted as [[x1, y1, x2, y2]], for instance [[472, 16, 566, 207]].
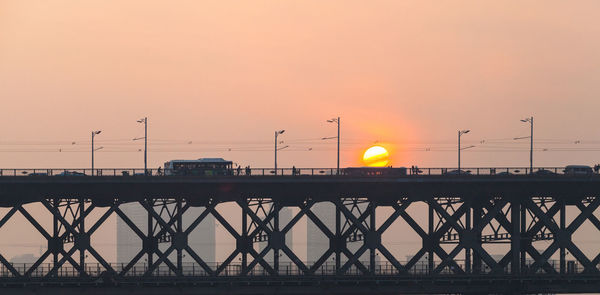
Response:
[[55, 171, 86, 176], [344, 167, 407, 176], [532, 169, 556, 176], [444, 169, 471, 175], [28, 172, 48, 176]]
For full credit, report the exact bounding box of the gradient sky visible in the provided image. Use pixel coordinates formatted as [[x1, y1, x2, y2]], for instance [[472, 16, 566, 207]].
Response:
[[1, 0, 600, 264], [2, 1, 600, 169]]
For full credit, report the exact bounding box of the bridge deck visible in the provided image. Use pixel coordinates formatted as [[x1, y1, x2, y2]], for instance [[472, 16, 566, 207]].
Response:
[[0, 174, 598, 205], [0, 171, 599, 294], [1, 275, 600, 294]]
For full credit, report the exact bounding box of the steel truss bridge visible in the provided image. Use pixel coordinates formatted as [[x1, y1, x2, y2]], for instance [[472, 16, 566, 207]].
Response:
[[0, 169, 599, 294]]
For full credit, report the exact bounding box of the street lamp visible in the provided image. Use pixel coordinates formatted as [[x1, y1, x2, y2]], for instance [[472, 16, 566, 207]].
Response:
[[134, 117, 148, 174], [458, 130, 471, 173], [91, 130, 102, 175], [324, 117, 340, 175], [274, 130, 285, 175], [516, 117, 533, 174]]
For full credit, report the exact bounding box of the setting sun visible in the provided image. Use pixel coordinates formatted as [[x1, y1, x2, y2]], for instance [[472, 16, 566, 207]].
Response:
[[362, 146, 390, 167]]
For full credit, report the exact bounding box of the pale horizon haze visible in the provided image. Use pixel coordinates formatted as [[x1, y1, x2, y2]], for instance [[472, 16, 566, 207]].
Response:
[[1, 1, 600, 169]]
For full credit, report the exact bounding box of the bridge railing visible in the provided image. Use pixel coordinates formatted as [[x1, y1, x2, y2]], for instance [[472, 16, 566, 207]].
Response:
[[0, 259, 583, 278], [0, 167, 585, 177]]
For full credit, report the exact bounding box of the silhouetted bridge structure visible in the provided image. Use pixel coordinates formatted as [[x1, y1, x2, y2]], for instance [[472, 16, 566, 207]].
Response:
[[0, 167, 599, 294]]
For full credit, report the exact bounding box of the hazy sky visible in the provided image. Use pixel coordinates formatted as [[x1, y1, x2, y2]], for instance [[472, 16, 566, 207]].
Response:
[[2, 1, 600, 169], [1, 0, 600, 265]]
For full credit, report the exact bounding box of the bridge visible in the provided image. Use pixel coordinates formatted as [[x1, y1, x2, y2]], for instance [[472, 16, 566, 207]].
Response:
[[0, 167, 599, 294]]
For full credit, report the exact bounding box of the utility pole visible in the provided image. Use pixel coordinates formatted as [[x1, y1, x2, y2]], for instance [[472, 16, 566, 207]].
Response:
[[144, 117, 147, 173], [458, 130, 470, 174], [518, 117, 534, 174], [458, 131, 461, 172], [91, 130, 102, 175], [325, 117, 341, 175], [530, 117, 533, 173], [274, 130, 285, 175], [136, 117, 148, 174], [336, 117, 340, 175]]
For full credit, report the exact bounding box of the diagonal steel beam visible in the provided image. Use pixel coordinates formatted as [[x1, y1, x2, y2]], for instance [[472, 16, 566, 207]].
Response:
[[280, 245, 309, 274], [57, 248, 85, 277], [242, 245, 271, 275], [399, 210, 428, 239], [524, 244, 557, 274], [405, 248, 427, 271], [18, 206, 51, 239], [45, 246, 78, 277], [184, 245, 214, 275], [0, 253, 21, 277], [87, 205, 117, 235], [432, 244, 465, 274], [0, 207, 18, 228], [144, 247, 176, 276], [24, 250, 51, 277], [335, 199, 370, 234], [378, 202, 409, 234], [528, 242, 559, 273], [184, 204, 215, 235], [305, 209, 335, 239], [115, 207, 147, 239], [526, 199, 560, 233], [339, 244, 368, 274], [377, 244, 407, 273], [210, 207, 240, 239], [140, 200, 188, 237], [119, 249, 146, 276], [577, 202, 600, 231], [41, 199, 94, 240], [87, 246, 114, 274], [215, 250, 240, 275], [433, 244, 464, 274], [309, 248, 334, 274], [430, 200, 467, 236], [568, 196, 600, 233], [281, 200, 314, 234], [242, 200, 276, 238], [247, 247, 276, 275]]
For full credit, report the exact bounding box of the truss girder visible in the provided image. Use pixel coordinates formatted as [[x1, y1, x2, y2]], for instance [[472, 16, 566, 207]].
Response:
[[0, 194, 598, 280]]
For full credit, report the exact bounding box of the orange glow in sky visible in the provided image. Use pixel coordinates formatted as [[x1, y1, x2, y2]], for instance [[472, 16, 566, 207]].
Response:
[[362, 146, 389, 167]]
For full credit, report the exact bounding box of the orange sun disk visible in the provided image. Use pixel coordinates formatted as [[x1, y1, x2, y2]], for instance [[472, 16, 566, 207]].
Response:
[[362, 146, 390, 167]]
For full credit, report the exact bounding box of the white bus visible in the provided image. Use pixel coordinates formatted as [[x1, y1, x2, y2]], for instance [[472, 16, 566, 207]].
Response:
[[163, 158, 233, 176]]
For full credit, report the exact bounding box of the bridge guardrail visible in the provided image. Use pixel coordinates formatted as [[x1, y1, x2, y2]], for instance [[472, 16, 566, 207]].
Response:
[[0, 167, 589, 177], [0, 259, 582, 278]]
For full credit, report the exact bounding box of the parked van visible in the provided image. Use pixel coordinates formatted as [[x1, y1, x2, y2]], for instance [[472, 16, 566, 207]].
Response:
[[564, 165, 593, 175]]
